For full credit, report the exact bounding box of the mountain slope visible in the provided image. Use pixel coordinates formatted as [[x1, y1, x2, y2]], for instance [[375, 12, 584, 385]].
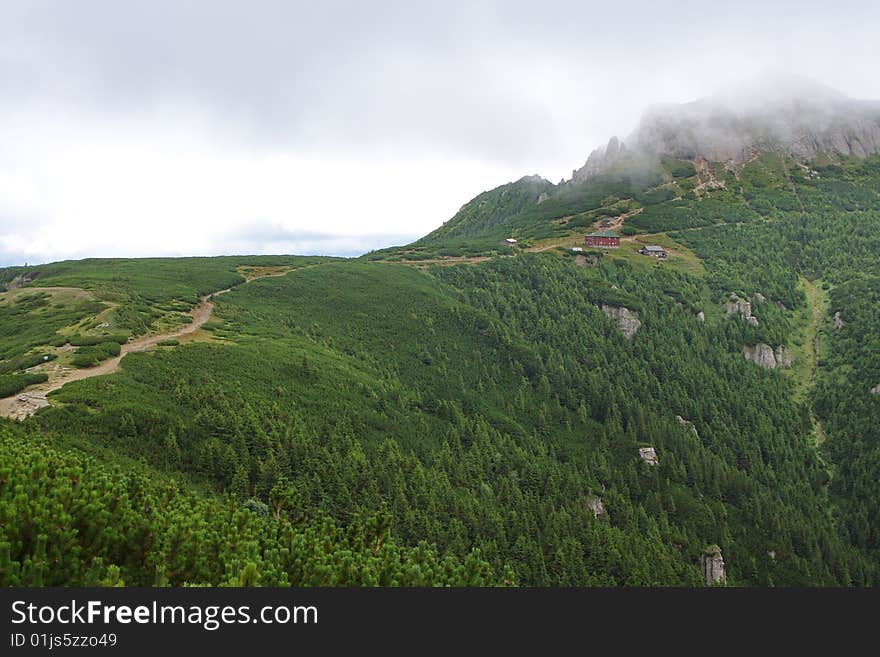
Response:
[[417, 175, 556, 246], [3, 78, 880, 587], [5, 248, 879, 585], [408, 78, 880, 254]]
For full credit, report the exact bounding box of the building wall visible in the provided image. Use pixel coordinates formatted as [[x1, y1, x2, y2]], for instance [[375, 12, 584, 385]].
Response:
[[585, 236, 620, 248]]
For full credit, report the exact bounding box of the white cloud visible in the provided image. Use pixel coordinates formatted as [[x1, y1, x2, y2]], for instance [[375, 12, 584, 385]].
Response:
[[0, 1, 879, 265], [0, 104, 523, 264]]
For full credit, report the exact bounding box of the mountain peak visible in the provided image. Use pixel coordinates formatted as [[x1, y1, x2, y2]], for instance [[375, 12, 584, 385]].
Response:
[[572, 76, 880, 180], [571, 135, 627, 182]]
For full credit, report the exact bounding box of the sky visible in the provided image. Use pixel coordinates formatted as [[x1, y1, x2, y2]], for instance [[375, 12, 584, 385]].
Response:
[[1, 1, 879, 265]]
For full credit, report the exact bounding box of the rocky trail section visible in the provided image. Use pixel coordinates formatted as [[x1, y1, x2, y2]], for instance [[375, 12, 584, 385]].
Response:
[[0, 267, 299, 420]]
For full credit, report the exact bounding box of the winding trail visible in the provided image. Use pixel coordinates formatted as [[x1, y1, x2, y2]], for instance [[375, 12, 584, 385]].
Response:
[[0, 268, 298, 420]]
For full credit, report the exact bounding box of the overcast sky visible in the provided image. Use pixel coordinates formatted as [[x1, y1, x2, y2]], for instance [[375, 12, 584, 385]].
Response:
[[2, 1, 879, 265]]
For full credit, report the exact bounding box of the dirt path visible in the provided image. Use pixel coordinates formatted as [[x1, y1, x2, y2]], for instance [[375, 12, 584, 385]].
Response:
[[526, 243, 568, 253], [589, 207, 643, 233], [0, 268, 299, 420], [1, 286, 93, 298]]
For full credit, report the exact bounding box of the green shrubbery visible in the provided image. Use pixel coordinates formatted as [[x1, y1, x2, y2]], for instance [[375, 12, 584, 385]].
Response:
[[0, 372, 48, 397], [68, 333, 129, 347], [36, 255, 878, 585], [661, 156, 697, 179], [0, 426, 498, 586], [0, 353, 56, 375], [71, 342, 122, 368]]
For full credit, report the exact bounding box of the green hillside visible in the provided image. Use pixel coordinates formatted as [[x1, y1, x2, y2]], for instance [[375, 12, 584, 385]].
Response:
[[3, 151, 880, 586], [0, 423, 495, 586], [389, 153, 880, 261]]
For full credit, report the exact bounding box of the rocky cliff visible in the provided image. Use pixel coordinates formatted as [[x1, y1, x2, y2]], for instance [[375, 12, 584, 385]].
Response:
[[700, 545, 726, 586], [632, 97, 880, 164], [601, 304, 641, 340], [743, 343, 792, 369], [572, 76, 880, 180], [572, 136, 627, 182], [724, 293, 759, 327], [638, 446, 659, 466]]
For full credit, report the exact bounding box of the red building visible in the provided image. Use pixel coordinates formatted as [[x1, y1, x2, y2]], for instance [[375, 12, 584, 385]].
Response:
[[584, 231, 620, 248]]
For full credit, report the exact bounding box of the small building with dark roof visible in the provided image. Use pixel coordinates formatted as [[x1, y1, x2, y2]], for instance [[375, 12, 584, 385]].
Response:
[[638, 245, 667, 258]]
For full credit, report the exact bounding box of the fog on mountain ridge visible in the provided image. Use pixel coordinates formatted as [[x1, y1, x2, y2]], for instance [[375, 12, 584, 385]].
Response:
[[572, 75, 880, 181]]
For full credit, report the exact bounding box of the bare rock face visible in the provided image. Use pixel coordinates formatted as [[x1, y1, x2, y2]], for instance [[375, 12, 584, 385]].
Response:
[[743, 343, 792, 369], [743, 343, 777, 368], [724, 293, 759, 326], [638, 446, 659, 466], [630, 78, 880, 165], [0, 392, 49, 420], [568, 78, 880, 184], [676, 415, 699, 439], [5, 271, 37, 291], [701, 545, 726, 586], [572, 136, 628, 181], [601, 305, 641, 340], [586, 495, 607, 519], [834, 311, 846, 329]]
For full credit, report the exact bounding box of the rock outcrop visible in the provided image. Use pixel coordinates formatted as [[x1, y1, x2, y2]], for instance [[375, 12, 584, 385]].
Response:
[[638, 446, 659, 466], [570, 77, 880, 182], [601, 305, 641, 340], [701, 545, 726, 586], [743, 343, 776, 368], [696, 311, 705, 323], [572, 136, 627, 182], [743, 343, 792, 369], [631, 77, 880, 165], [5, 271, 37, 291], [0, 392, 49, 421], [724, 293, 759, 326], [871, 384, 880, 395], [586, 495, 607, 519]]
